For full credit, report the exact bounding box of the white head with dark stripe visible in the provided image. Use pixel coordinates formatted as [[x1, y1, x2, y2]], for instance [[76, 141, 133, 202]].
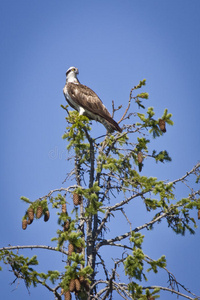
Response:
[[66, 66, 79, 83]]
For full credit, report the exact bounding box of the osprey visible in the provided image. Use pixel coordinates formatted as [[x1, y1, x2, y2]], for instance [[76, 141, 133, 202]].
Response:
[[63, 67, 122, 133]]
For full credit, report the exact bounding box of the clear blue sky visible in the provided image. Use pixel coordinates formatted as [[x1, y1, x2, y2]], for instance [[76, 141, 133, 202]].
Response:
[[0, 1, 199, 299]]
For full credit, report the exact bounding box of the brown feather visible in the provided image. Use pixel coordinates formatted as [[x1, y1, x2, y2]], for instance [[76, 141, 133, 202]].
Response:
[[66, 82, 122, 132]]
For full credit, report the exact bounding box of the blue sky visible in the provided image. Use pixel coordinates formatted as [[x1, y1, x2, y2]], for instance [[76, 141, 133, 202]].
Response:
[[0, 1, 200, 299]]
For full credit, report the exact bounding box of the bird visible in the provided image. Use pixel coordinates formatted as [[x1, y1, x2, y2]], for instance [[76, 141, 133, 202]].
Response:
[[63, 66, 122, 133]]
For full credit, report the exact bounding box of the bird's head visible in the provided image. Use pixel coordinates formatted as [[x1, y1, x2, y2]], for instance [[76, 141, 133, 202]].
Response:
[[66, 66, 79, 83]]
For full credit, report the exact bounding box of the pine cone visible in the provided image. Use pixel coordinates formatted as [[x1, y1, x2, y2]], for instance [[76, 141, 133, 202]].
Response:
[[22, 219, 27, 230], [69, 279, 76, 292], [137, 152, 143, 172], [75, 278, 81, 292], [64, 290, 71, 300], [137, 151, 143, 164], [73, 193, 82, 205], [63, 220, 70, 231], [62, 203, 67, 213], [27, 218, 33, 225], [44, 210, 50, 222], [68, 243, 74, 256], [159, 119, 166, 132], [36, 205, 43, 219], [198, 209, 200, 220], [27, 207, 34, 222]]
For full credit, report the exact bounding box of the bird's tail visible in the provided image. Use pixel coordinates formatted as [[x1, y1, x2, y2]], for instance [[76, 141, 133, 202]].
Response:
[[102, 117, 122, 133]]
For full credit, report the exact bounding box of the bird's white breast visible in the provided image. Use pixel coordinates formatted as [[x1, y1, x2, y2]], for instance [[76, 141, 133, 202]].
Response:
[[63, 85, 80, 111]]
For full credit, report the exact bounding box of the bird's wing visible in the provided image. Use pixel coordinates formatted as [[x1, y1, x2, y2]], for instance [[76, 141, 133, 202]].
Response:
[[67, 83, 111, 116], [67, 82, 122, 132]]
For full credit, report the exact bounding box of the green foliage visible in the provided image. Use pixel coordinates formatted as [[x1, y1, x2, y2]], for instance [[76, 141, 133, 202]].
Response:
[[161, 108, 174, 125], [136, 79, 146, 89], [0, 251, 39, 288], [124, 233, 166, 299], [52, 221, 84, 250], [47, 270, 60, 284], [128, 282, 160, 300], [130, 232, 144, 249], [124, 249, 146, 281], [0, 250, 63, 288], [134, 79, 148, 109], [21, 196, 32, 204], [136, 107, 173, 138], [124, 233, 166, 282], [146, 256, 166, 273], [62, 110, 91, 155], [152, 150, 172, 163], [82, 182, 105, 215]]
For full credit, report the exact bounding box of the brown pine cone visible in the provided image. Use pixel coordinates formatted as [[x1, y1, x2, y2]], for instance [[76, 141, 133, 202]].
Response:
[[36, 205, 43, 219], [198, 209, 200, 220], [27, 207, 34, 222], [27, 218, 33, 225], [22, 219, 27, 230], [137, 152, 143, 172], [64, 290, 71, 300], [137, 151, 143, 164], [158, 119, 166, 132], [69, 279, 76, 292], [68, 243, 74, 256], [73, 193, 83, 206], [63, 220, 70, 231], [75, 278, 81, 292], [62, 203, 67, 213], [44, 210, 50, 222]]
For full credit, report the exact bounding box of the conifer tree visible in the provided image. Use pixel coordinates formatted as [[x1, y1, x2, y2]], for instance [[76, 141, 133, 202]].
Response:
[[0, 79, 199, 300]]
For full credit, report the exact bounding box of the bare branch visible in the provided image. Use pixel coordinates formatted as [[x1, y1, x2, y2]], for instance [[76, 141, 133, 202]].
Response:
[[169, 162, 200, 185], [40, 186, 79, 200], [102, 190, 148, 211], [96, 252, 109, 281], [144, 285, 199, 300], [118, 87, 135, 124], [111, 100, 122, 119], [0, 245, 68, 256], [96, 204, 182, 250], [145, 254, 200, 299]]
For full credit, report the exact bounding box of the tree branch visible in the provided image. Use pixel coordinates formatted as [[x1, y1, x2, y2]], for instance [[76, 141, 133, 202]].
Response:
[[96, 203, 184, 250], [144, 285, 199, 300], [145, 254, 200, 299], [118, 86, 135, 124], [0, 245, 68, 255], [169, 162, 200, 185]]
